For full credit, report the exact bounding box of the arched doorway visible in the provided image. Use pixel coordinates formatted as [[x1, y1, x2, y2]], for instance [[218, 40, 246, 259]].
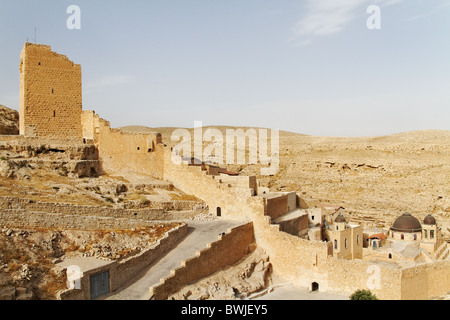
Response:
[[216, 207, 222, 217]]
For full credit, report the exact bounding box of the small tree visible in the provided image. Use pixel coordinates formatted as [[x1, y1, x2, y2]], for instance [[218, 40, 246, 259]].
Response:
[[350, 289, 378, 300]]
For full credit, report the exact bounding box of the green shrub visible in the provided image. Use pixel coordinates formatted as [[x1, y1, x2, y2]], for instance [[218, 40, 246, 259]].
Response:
[[350, 289, 378, 300]]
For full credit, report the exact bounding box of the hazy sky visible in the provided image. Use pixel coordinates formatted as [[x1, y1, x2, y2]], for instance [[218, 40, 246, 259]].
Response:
[[0, 0, 449, 136]]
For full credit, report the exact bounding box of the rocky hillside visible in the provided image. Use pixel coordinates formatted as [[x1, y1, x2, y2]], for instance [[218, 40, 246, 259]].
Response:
[[0, 105, 19, 135]]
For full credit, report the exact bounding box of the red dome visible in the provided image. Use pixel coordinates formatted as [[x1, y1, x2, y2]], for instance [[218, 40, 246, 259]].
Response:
[[391, 213, 422, 233]]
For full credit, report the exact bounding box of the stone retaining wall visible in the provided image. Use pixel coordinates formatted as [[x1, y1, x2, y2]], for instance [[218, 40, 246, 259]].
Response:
[[0, 196, 201, 222], [149, 222, 255, 300]]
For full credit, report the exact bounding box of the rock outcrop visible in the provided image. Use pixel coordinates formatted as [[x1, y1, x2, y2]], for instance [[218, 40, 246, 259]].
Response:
[[0, 105, 19, 135]]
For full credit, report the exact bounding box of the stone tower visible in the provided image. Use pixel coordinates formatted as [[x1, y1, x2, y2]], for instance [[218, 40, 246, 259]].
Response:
[[421, 214, 439, 254], [19, 43, 82, 139]]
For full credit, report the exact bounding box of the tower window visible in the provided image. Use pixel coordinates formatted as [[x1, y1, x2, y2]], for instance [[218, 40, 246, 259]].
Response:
[[52, 88, 54, 94], [430, 230, 435, 239], [53, 110, 56, 117]]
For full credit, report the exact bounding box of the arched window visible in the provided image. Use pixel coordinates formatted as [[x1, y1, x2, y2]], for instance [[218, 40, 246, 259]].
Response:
[[401, 234, 404, 240], [388, 253, 392, 259], [334, 240, 338, 250], [216, 207, 222, 217], [357, 235, 360, 245], [345, 238, 347, 249]]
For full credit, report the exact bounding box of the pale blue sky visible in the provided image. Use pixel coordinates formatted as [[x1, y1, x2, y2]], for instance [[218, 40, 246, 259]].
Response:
[[0, 0, 449, 136]]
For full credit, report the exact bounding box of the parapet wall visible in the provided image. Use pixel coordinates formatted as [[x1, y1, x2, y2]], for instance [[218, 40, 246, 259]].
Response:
[[163, 148, 264, 221], [149, 222, 255, 300], [81, 111, 165, 178], [114, 223, 188, 294]]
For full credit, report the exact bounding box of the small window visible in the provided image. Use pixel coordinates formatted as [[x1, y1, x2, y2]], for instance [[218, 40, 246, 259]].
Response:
[[388, 253, 392, 259], [137, 147, 140, 151], [52, 88, 54, 94], [311, 215, 315, 221], [424, 230, 428, 239], [430, 230, 435, 239], [345, 238, 347, 249], [53, 110, 56, 117], [38, 62, 41, 66], [357, 235, 360, 245], [334, 240, 338, 250], [401, 234, 404, 240]]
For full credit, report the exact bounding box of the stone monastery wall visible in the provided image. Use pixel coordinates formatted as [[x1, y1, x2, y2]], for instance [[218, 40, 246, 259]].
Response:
[[81, 111, 165, 178], [160, 152, 450, 300]]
